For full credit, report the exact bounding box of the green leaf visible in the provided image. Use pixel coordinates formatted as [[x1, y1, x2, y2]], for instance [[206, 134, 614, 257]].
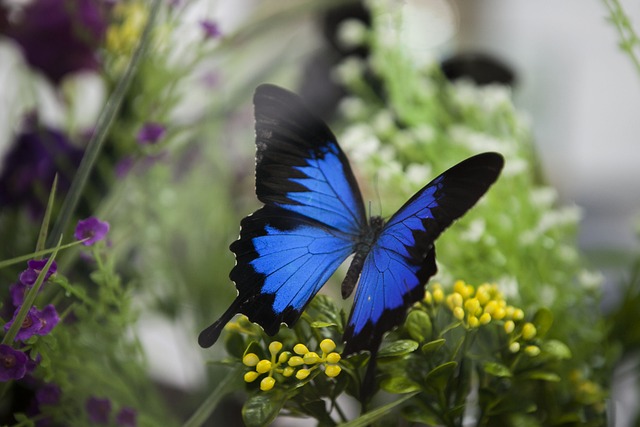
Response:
[[380, 376, 421, 394], [338, 392, 418, 427], [242, 390, 289, 427], [224, 332, 248, 359], [405, 310, 433, 342], [310, 321, 337, 328], [483, 362, 512, 378], [532, 308, 553, 338], [421, 338, 446, 355], [425, 361, 457, 390], [378, 339, 419, 358], [541, 339, 572, 360], [521, 371, 561, 382], [301, 399, 336, 426], [401, 403, 441, 425]]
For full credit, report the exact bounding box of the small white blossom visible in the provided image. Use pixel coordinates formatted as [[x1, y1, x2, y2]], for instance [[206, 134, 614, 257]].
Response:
[[460, 218, 486, 242], [340, 124, 380, 163], [336, 19, 368, 49], [405, 163, 431, 186], [332, 57, 366, 85]]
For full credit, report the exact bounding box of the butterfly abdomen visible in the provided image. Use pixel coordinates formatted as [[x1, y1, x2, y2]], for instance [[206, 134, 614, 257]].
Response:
[[341, 216, 385, 299]]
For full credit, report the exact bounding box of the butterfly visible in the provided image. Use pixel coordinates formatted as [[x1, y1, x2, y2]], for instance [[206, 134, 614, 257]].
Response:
[[198, 84, 503, 362]]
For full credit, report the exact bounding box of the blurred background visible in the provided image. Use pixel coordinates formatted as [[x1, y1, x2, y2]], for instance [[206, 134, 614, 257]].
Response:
[[0, 0, 639, 425]]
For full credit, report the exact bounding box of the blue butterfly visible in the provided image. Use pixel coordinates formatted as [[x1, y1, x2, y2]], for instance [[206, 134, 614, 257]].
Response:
[[199, 84, 503, 361]]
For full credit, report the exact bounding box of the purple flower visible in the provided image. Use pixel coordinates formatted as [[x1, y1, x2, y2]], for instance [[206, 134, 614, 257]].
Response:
[[0, 344, 28, 381], [200, 19, 221, 39], [116, 407, 137, 427], [74, 217, 110, 246], [86, 396, 111, 424], [9, 282, 27, 307], [19, 258, 58, 286], [0, 0, 110, 84], [0, 120, 83, 218], [136, 122, 166, 145], [4, 305, 60, 341], [36, 383, 62, 406]]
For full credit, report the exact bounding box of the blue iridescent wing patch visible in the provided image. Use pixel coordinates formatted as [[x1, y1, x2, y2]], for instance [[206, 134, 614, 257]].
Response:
[[198, 84, 504, 359]]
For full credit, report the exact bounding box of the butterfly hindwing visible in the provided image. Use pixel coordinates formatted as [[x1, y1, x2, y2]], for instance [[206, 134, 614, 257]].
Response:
[[343, 153, 504, 355]]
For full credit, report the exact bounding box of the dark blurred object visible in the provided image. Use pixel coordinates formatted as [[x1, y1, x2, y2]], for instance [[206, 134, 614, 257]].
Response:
[[0, 0, 110, 84], [298, 2, 371, 121], [441, 52, 516, 86], [0, 116, 84, 219]]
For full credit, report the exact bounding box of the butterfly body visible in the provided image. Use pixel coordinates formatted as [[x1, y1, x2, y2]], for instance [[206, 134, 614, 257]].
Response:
[[199, 84, 503, 364]]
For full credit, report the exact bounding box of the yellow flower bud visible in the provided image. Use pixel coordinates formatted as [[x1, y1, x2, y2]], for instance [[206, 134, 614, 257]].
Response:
[[492, 307, 506, 320], [453, 307, 465, 321], [524, 345, 540, 357], [256, 360, 272, 374], [468, 315, 479, 328], [296, 369, 311, 380], [522, 323, 537, 340], [476, 288, 490, 306], [325, 365, 342, 378], [320, 339, 336, 354], [433, 287, 444, 303], [293, 344, 309, 355], [288, 356, 304, 367], [303, 352, 320, 364], [512, 308, 525, 320], [504, 306, 515, 319], [453, 280, 466, 295], [464, 298, 481, 316], [509, 342, 520, 353], [242, 353, 260, 367], [260, 376, 275, 391], [447, 293, 463, 309], [282, 366, 295, 377], [278, 351, 291, 364], [483, 300, 498, 315], [479, 312, 491, 325], [504, 320, 515, 334], [269, 341, 283, 355], [326, 352, 341, 364], [244, 371, 259, 383], [424, 291, 433, 304]]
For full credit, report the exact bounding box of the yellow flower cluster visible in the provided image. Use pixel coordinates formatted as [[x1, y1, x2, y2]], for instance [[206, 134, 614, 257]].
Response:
[[105, 2, 148, 56], [242, 339, 342, 391], [425, 280, 541, 356]]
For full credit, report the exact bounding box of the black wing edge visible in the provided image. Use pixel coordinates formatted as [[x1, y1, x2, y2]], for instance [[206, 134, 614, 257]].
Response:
[[253, 84, 365, 220], [198, 206, 329, 348]]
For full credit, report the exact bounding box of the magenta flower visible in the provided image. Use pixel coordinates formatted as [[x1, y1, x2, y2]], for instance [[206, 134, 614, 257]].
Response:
[[74, 217, 110, 246], [136, 122, 166, 145], [19, 258, 58, 286], [116, 407, 137, 427], [86, 396, 111, 424], [200, 19, 221, 39], [0, 344, 28, 381], [4, 305, 60, 341], [0, 0, 110, 84]]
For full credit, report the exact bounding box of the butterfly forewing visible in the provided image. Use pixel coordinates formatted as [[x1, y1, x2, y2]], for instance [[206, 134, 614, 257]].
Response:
[[254, 84, 366, 234]]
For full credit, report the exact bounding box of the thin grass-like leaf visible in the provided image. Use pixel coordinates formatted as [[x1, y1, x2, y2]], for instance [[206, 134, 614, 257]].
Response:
[[47, 0, 161, 246]]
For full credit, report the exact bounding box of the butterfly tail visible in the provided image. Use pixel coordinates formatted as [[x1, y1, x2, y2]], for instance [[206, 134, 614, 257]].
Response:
[[359, 348, 379, 409], [198, 296, 243, 348]]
